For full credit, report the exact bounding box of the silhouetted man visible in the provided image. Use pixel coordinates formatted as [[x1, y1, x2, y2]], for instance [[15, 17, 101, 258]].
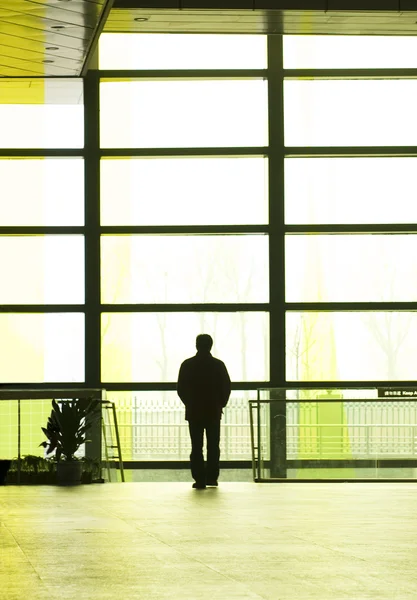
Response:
[[177, 334, 231, 489]]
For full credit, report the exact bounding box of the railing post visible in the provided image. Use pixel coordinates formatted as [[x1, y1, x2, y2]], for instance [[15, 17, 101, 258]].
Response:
[[269, 391, 287, 478], [17, 399, 21, 485], [249, 400, 257, 482], [267, 34, 287, 479]]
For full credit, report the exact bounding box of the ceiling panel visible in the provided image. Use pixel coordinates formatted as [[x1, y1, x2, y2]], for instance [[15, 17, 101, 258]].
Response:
[[0, 0, 114, 76], [104, 8, 417, 35], [0, 77, 83, 103]]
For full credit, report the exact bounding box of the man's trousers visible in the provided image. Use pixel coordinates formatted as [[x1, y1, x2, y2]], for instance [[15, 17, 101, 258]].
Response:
[[188, 419, 221, 484]]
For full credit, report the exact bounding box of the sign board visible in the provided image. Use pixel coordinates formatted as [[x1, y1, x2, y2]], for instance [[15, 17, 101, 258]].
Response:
[[378, 388, 417, 398]]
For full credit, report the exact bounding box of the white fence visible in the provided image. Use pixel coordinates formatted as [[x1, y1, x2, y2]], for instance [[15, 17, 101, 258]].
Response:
[[110, 396, 417, 461]]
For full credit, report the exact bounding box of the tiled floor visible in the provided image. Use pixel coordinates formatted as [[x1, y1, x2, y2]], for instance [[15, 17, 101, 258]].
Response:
[[1, 482, 416, 599], [124, 468, 254, 482]]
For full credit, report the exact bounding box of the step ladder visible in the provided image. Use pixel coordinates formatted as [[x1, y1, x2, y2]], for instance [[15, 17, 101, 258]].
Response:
[[101, 401, 125, 482]]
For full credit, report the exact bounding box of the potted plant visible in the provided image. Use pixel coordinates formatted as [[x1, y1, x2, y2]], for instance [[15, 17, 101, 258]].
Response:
[[0, 459, 11, 485], [6, 455, 56, 485], [40, 398, 101, 485], [80, 456, 102, 484], [6, 455, 102, 485]]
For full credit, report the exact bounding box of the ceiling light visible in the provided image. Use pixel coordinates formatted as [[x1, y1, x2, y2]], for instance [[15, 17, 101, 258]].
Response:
[[134, 17, 149, 22], [46, 46, 59, 50]]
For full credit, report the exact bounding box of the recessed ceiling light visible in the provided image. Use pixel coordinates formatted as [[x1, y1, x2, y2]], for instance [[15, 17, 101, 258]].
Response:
[[134, 17, 149, 22]]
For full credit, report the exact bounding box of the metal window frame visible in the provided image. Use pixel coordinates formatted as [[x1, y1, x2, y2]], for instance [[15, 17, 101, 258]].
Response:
[[2, 39, 417, 393]]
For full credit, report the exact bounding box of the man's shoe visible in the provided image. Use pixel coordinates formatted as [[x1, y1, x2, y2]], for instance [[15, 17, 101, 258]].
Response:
[[192, 482, 206, 489], [206, 481, 218, 487]]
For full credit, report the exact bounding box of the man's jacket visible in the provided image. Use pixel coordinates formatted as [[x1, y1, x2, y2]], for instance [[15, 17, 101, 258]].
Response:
[[177, 352, 231, 422]]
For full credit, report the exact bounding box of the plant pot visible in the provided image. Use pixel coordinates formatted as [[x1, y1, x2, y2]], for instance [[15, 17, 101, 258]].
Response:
[[0, 460, 11, 485], [81, 471, 93, 484], [57, 461, 83, 486]]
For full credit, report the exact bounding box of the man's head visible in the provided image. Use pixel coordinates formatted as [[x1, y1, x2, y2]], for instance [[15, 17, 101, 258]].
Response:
[[196, 334, 213, 353]]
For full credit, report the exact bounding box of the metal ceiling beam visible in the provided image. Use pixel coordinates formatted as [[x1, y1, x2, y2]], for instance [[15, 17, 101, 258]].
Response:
[[114, 0, 417, 9], [82, 0, 115, 75], [107, 1, 417, 35]]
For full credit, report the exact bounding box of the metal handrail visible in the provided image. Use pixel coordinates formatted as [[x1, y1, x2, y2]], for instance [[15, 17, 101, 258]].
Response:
[[250, 390, 417, 481]]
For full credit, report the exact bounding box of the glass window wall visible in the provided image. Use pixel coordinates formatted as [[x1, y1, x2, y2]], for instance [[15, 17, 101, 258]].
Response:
[[284, 80, 417, 147], [0, 235, 84, 304], [0, 158, 84, 226], [286, 312, 417, 381], [285, 157, 417, 225], [101, 312, 270, 383], [101, 235, 269, 304], [99, 33, 267, 70], [101, 157, 268, 226], [0, 79, 84, 148], [286, 234, 417, 303], [284, 35, 417, 69], [0, 313, 84, 383], [5, 33, 417, 471], [100, 79, 268, 148]]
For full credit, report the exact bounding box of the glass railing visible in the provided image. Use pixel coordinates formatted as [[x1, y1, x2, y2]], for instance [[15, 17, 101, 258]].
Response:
[[249, 387, 417, 481]]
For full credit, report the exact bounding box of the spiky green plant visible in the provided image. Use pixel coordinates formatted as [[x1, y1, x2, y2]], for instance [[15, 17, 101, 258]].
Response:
[[40, 398, 101, 462]]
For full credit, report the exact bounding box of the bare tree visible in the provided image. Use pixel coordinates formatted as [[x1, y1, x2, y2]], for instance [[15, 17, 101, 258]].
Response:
[[101, 238, 132, 381], [288, 314, 318, 401], [361, 240, 415, 379], [363, 311, 412, 380]]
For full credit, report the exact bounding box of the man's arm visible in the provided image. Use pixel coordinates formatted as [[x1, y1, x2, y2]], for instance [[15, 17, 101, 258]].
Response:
[[221, 362, 231, 408], [176, 362, 189, 406]]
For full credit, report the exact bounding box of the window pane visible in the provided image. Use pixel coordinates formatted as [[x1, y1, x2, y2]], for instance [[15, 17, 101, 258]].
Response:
[[103, 390, 254, 462], [101, 312, 269, 382], [0, 159, 84, 226], [286, 235, 417, 303], [0, 79, 83, 148], [0, 401, 17, 459], [20, 400, 55, 458], [0, 314, 84, 383], [263, 395, 417, 480], [286, 312, 417, 381], [101, 235, 269, 304], [284, 80, 417, 147], [284, 35, 417, 69], [99, 33, 267, 69], [0, 236, 84, 304], [101, 157, 268, 226], [100, 80, 268, 148], [285, 157, 417, 225]]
